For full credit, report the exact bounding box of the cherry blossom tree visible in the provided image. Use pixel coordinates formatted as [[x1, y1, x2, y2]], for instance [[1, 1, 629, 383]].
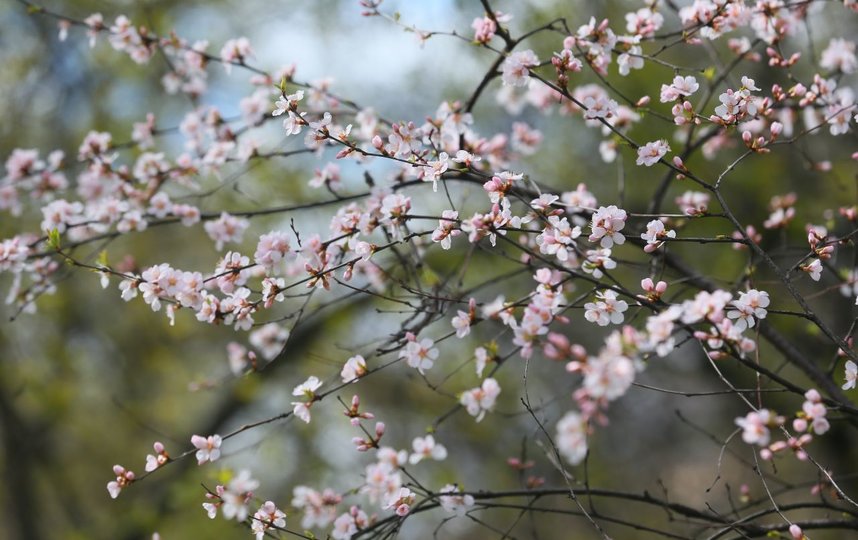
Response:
[[1, 0, 858, 538]]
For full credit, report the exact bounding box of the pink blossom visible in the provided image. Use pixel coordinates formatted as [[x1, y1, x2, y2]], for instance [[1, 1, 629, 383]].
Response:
[[332, 506, 369, 540], [251, 501, 286, 540], [439, 484, 475, 515], [675, 191, 709, 216], [221, 470, 259, 521], [249, 323, 289, 360], [398, 335, 438, 374], [191, 434, 222, 465], [844, 360, 857, 390], [204, 212, 249, 250], [341, 355, 367, 383], [501, 50, 539, 87], [727, 289, 770, 331], [798, 389, 830, 435], [383, 487, 415, 516], [536, 215, 581, 262], [144, 441, 169, 472], [641, 220, 675, 252], [636, 140, 670, 167], [659, 75, 699, 102], [432, 210, 460, 250], [556, 411, 588, 465], [584, 290, 629, 326], [820, 38, 856, 74], [735, 409, 781, 446], [254, 230, 291, 270], [589, 205, 627, 248], [460, 378, 500, 422], [107, 464, 135, 499], [408, 435, 447, 464], [802, 259, 823, 282], [451, 299, 474, 338], [220, 37, 253, 73]]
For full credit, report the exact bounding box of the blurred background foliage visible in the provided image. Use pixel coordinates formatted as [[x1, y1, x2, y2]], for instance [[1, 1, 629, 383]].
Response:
[[0, 1, 856, 539]]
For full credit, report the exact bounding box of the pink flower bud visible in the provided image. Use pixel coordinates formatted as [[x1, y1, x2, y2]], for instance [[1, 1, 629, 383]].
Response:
[[770, 121, 783, 136], [789, 524, 803, 539], [375, 422, 386, 437], [371, 135, 383, 149]]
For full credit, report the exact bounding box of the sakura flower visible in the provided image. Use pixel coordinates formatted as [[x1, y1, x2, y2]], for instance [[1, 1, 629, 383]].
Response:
[[844, 360, 857, 390], [727, 289, 770, 331], [474, 346, 491, 377], [641, 220, 675, 252], [735, 409, 782, 446], [625, 8, 664, 38], [422, 152, 449, 191], [383, 487, 415, 516], [398, 335, 438, 374], [802, 259, 823, 282], [460, 378, 501, 422], [675, 191, 709, 216], [220, 37, 253, 73], [585, 349, 637, 401], [408, 435, 447, 464], [582, 94, 618, 119], [251, 501, 287, 540], [41, 199, 84, 234], [556, 411, 588, 465], [226, 342, 255, 375], [341, 355, 367, 383], [293, 376, 322, 397], [659, 75, 699, 102], [332, 506, 369, 540], [254, 230, 291, 269], [291, 376, 322, 423], [636, 140, 670, 167], [584, 290, 629, 326], [282, 111, 307, 135], [581, 248, 616, 279], [797, 389, 830, 435], [820, 38, 857, 74], [204, 212, 249, 250], [292, 486, 342, 529], [536, 215, 581, 262], [681, 289, 733, 324], [588, 205, 626, 248], [432, 210, 460, 250], [451, 301, 474, 338], [249, 323, 289, 361], [272, 91, 304, 117], [191, 434, 222, 465], [439, 484, 475, 516], [617, 45, 644, 76], [221, 469, 259, 521], [502, 50, 539, 87], [144, 441, 169, 472], [107, 464, 135, 499]]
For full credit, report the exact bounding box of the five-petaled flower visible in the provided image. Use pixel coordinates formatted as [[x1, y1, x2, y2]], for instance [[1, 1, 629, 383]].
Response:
[[191, 434, 223, 465]]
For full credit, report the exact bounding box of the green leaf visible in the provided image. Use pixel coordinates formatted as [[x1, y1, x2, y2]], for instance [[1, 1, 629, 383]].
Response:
[[46, 228, 61, 250]]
